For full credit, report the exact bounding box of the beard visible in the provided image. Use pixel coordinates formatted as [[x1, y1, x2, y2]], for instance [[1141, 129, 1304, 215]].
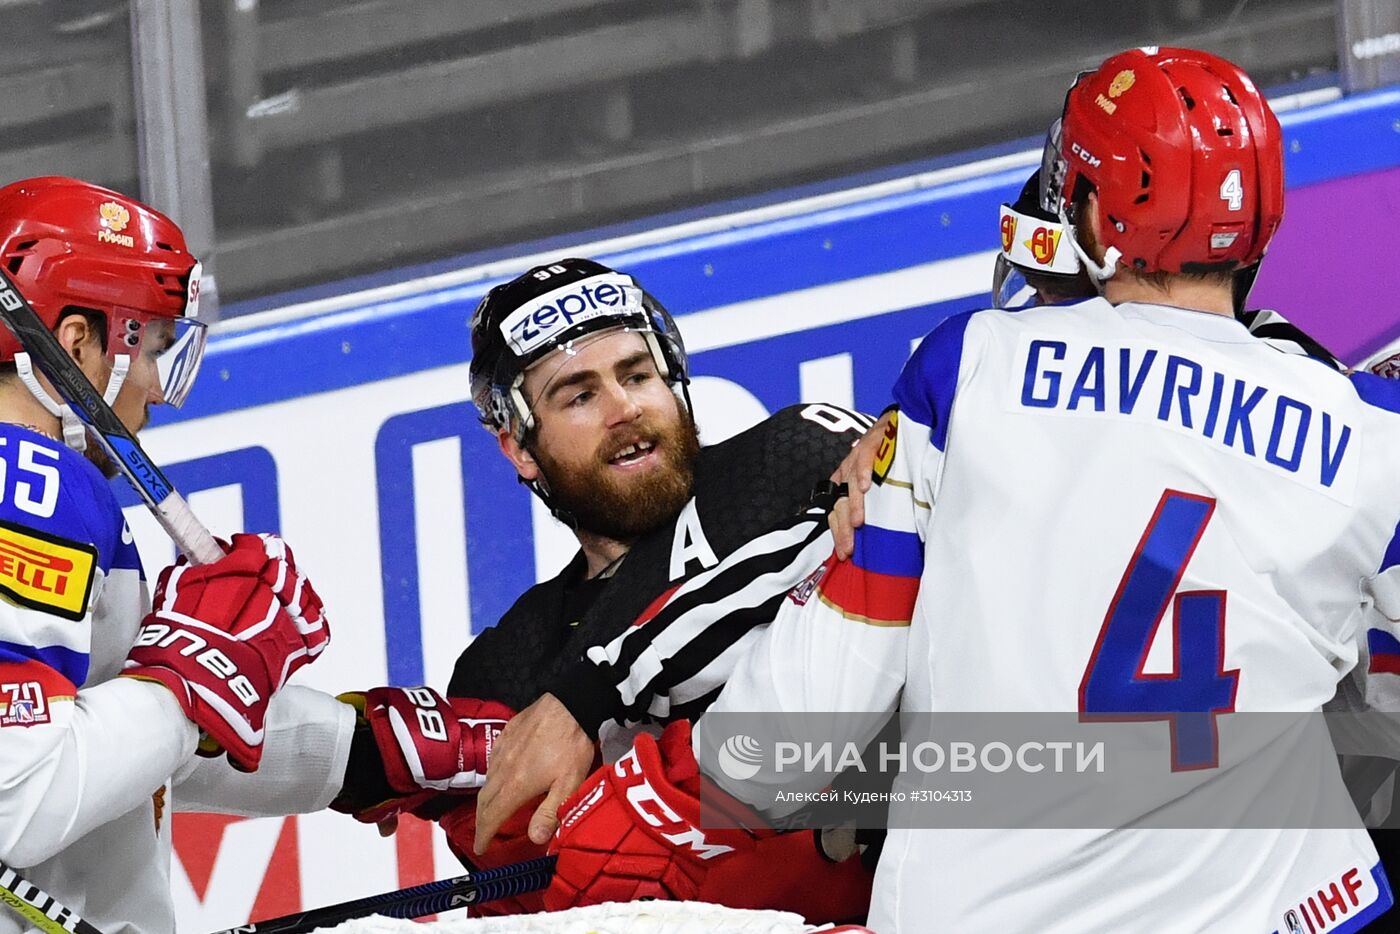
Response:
[[534, 405, 700, 542], [86, 444, 119, 479]]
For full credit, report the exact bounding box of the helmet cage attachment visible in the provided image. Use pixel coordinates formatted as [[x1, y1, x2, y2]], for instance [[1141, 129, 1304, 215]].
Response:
[[96, 259, 207, 409], [1039, 92, 1123, 283], [1038, 117, 1070, 217]]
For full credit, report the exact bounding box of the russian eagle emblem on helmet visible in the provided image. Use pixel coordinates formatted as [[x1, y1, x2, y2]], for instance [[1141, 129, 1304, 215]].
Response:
[[97, 201, 135, 247], [99, 201, 130, 233]]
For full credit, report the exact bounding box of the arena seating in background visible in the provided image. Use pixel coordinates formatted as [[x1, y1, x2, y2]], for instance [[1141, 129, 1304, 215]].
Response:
[[0, 0, 1340, 304], [0, 0, 135, 188]]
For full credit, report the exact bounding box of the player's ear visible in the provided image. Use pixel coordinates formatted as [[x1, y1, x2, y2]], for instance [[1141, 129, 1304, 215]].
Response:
[[1085, 191, 1105, 261], [54, 312, 104, 372], [498, 429, 540, 482]]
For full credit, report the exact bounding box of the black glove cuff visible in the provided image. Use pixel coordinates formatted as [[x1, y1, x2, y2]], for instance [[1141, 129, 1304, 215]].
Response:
[[332, 722, 399, 813]]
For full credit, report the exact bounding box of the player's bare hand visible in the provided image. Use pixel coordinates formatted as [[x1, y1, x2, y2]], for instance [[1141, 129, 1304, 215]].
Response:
[[829, 410, 896, 560], [474, 692, 594, 853]]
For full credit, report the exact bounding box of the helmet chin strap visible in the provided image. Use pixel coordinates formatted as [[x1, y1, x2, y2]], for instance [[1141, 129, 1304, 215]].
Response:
[[14, 352, 130, 453], [1060, 207, 1121, 286], [521, 471, 579, 530]]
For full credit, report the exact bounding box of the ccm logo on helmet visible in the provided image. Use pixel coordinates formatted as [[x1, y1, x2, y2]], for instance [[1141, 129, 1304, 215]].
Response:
[[1072, 142, 1102, 168], [500, 272, 638, 356]]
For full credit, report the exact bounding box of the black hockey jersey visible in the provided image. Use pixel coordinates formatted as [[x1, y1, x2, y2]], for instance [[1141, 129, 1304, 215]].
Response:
[[447, 403, 871, 734]]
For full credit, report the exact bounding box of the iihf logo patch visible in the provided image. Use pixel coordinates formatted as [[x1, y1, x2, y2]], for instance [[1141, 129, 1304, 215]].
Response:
[[1368, 351, 1400, 380], [788, 563, 828, 606]]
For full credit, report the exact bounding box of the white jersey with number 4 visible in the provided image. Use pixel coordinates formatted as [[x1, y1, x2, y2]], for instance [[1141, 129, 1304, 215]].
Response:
[[709, 298, 1400, 932]]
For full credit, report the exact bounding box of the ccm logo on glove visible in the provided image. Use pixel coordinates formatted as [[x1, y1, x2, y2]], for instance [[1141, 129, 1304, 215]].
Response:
[[615, 746, 734, 860], [132, 621, 258, 705]]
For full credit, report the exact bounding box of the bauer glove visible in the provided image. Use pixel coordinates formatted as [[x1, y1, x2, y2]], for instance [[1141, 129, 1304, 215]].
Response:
[[122, 533, 329, 770], [333, 687, 513, 824]]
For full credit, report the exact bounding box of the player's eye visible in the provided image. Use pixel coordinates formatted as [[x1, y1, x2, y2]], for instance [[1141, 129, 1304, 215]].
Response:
[[566, 390, 593, 408]]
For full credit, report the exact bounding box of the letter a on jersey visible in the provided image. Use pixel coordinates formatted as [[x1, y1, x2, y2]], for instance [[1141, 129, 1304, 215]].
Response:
[[669, 500, 718, 580]]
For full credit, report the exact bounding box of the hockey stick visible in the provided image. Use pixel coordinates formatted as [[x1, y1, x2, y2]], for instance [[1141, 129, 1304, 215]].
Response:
[[204, 855, 558, 934], [0, 859, 105, 934], [0, 267, 221, 563]]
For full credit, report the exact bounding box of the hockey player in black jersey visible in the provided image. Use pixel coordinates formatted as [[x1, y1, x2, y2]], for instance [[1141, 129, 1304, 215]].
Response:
[[333, 257, 874, 921]]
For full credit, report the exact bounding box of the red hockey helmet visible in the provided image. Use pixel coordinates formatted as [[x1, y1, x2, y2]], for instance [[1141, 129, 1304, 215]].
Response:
[[0, 177, 206, 406], [1053, 47, 1284, 278]]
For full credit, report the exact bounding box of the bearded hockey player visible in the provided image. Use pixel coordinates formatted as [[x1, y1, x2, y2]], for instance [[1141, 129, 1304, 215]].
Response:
[[0, 178, 348, 934], [332, 257, 875, 921]]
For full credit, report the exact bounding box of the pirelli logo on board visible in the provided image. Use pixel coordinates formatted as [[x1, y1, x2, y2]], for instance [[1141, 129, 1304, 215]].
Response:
[[0, 520, 98, 621]]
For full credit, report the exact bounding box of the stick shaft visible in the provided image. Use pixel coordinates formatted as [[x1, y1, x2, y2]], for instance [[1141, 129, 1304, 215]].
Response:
[[205, 856, 557, 934], [0, 860, 105, 934]]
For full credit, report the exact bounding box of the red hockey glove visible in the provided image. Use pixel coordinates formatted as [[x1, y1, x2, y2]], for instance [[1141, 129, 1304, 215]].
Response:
[[698, 827, 873, 923], [336, 689, 513, 823], [149, 534, 327, 631], [122, 533, 329, 770], [545, 721, 754, 910]]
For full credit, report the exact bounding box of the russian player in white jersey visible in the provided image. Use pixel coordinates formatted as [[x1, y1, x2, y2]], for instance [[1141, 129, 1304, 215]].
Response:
[[693, 47, 1400, 931], [0, 178, 350, 934]]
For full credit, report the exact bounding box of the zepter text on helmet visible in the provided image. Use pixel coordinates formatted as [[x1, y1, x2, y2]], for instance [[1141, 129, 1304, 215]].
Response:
[[502, 272, 641, 357]]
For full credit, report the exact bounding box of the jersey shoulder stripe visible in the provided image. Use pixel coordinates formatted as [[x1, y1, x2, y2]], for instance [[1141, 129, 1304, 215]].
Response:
[[0, 427, 130, 688], [110, 526, 143, 576], [1369, 630, 1400, 676], [895, 310, 980, 451], [851, 525, 922, 578], [817, 557, 918, 626], [0, 640, 88, 689], [1350, 375, 1400, 571], [1350, 371, 1400, 416], [1379, 519, 1400, 575]]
